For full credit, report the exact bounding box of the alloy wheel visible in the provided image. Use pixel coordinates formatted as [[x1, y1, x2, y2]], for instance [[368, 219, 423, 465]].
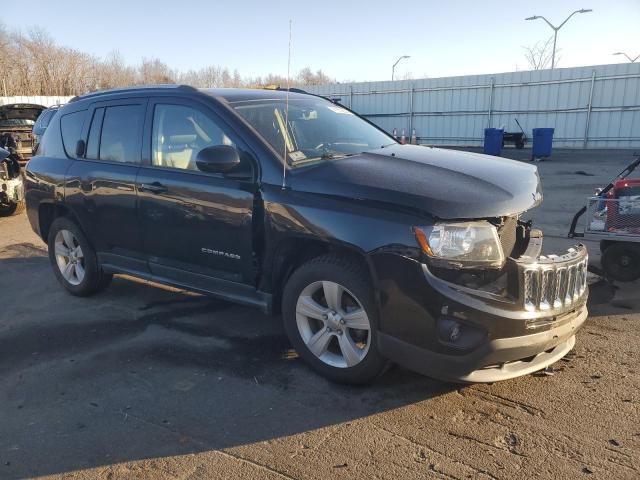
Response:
[[295, 280, 371, 368], [54, 229, 85, 286]]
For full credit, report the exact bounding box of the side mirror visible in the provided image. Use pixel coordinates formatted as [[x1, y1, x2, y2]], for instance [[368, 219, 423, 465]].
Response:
[[195, 145, 240, 173], [0, 147, 9, 161], [75, 140, 86, 158]]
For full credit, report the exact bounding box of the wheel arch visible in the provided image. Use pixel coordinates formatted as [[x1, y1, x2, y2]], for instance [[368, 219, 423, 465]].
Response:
[[266, 237, 377, 315], [39, 202, 83, 242]]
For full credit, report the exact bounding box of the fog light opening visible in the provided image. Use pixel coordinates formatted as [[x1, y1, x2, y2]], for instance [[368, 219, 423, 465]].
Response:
[[437, 316, 486, 350], [449, 323, 462, 342]]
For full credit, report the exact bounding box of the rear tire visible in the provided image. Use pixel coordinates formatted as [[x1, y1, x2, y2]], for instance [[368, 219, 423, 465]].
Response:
[[47, 217, 113, 296], [601, 243, 640, 282], [282, 254, 388, 384]]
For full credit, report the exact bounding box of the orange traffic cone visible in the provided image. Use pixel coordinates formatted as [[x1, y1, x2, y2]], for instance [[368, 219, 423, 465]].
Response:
[[392, 128, 397, 140], [410, 128, 417, 145], [400, 129, 406, 144]]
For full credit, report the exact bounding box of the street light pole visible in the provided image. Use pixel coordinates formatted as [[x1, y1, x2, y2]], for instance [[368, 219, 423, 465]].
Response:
[[392, 55, 411, 81], [613, 52, 640, 63], [525, 9, 592, 69]]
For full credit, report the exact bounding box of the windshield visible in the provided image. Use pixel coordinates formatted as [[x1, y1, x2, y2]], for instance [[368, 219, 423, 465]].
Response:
[[232, 98, 395, 163], [0, 118, 35, 127]]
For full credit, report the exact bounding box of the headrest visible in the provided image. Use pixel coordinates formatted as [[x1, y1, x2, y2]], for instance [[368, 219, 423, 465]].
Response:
[[163, 116, 196, 137]]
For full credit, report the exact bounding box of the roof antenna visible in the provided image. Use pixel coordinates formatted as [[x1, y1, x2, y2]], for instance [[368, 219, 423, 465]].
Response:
[[282, 19, 292, 190]]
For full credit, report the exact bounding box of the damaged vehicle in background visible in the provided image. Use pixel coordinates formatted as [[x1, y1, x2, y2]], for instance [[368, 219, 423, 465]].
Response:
[[0, 103, 45, 166], [25, 86, 588, 384], [31, 105, 62, 155], [0, 147, 24, 216]]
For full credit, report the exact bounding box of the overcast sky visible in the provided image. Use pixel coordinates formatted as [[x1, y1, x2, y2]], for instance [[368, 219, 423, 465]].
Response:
[[4, 0, 640, 82]]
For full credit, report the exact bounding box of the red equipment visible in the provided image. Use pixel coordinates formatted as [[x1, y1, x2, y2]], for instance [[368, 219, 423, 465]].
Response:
[[607, 178, 640, 233]]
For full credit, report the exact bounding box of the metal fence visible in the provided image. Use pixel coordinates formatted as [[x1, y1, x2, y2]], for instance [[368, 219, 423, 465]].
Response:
[[0, 96, 72, 107], [306, 63, 640, 149]]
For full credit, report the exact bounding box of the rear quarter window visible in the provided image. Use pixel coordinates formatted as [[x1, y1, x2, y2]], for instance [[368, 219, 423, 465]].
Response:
[[60, 110, 87, 158]]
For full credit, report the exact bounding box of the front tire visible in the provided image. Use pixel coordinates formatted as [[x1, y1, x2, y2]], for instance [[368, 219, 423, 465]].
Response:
[[282, 254, 388, 384], [47, 217, 112, 296]]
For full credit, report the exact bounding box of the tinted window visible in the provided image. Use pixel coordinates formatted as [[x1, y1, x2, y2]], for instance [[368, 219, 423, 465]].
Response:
[[85, 108, 105, 160], [99, 105, 144, 164], [60, 110, 87, 158], [151, 104, 234, 170], [0, 119, 35, 127]]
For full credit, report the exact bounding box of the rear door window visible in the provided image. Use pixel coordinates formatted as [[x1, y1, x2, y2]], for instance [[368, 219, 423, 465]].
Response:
[[60, 110, 87, 158], [94, 105, 144, 164]]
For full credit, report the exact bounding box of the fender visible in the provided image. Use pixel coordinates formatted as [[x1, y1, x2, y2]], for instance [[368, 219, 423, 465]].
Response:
[[260, 183, 431, 291]]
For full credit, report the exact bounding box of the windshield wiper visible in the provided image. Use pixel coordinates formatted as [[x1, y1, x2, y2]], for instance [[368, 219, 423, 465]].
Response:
[[319, 152, 345, 160]]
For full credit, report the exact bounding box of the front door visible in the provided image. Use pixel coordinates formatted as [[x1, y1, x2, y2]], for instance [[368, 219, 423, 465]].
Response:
[[137, 98, 257, 289]]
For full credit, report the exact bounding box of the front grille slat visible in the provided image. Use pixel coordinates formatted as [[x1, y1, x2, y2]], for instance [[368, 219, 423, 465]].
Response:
[[522, 255, 587, 313], [554, 267, 565, 309], [539, 269, 555, 311], [566, 266, 576, 305]]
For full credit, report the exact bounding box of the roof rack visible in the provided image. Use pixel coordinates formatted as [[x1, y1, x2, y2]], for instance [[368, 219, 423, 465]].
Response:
[[259, 85, 309, 95], [275, 86, 309, 94], [69, 84, 198, 102]]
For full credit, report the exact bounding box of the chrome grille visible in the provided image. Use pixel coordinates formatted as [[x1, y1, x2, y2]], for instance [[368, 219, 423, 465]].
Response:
[[523, 255, 588, 312]]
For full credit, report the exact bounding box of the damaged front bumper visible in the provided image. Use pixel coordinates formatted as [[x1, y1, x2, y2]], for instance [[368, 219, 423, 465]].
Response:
[[377, 230, 588, 383], [0, 176, 24, 205]]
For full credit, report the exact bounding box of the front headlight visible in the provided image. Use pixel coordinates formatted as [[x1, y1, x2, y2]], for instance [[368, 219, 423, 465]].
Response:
[[414, 221, 505, 269]]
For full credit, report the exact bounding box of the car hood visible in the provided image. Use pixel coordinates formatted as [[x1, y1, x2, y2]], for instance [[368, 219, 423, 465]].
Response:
[[290, 144, 543, 219], [0, 103, 45, 122]]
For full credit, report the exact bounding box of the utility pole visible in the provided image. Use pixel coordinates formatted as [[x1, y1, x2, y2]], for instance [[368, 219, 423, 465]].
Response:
[[525, 9, 593, 69], [613, 52, 640, 63], [392, 55, 411, 81]]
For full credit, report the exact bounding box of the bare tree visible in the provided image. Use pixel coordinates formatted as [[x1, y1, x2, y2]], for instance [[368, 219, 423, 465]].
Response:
[[138, 58, 175, 84], [522, 37, 558, 70], [98, 50, 136, 89], [298, 67, 332, 86], [0, 24, 335, 96]]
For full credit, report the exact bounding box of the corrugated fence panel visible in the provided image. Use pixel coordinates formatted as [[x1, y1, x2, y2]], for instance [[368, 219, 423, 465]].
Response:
[[306, 63, 640, 148], [0, 96, 72, 107]]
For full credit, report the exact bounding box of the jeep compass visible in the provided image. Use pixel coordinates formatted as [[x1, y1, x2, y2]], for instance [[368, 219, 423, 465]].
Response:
[[25, 85, 588, 384]]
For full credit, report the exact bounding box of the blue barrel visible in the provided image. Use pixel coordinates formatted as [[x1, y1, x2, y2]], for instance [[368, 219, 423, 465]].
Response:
[[483, 128, 503, 156], [532, 128, 554, 158]]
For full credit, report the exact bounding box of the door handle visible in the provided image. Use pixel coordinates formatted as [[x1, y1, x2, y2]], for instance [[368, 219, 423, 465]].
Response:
[[139, 182, 168, 194]]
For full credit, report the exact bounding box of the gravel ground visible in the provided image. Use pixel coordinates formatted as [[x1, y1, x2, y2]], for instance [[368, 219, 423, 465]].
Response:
[[0, 149, 639, 479]]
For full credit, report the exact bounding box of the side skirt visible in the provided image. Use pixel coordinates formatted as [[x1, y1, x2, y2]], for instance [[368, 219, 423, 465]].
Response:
[[100, 259, 272, 314]]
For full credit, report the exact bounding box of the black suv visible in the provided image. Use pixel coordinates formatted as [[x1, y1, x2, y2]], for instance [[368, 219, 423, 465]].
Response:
[[25, 85, 588, 384]]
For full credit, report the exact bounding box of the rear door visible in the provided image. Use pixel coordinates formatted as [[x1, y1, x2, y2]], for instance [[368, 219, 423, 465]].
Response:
[[137, 97, 257, 287], [64, 98, 148, 271]]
